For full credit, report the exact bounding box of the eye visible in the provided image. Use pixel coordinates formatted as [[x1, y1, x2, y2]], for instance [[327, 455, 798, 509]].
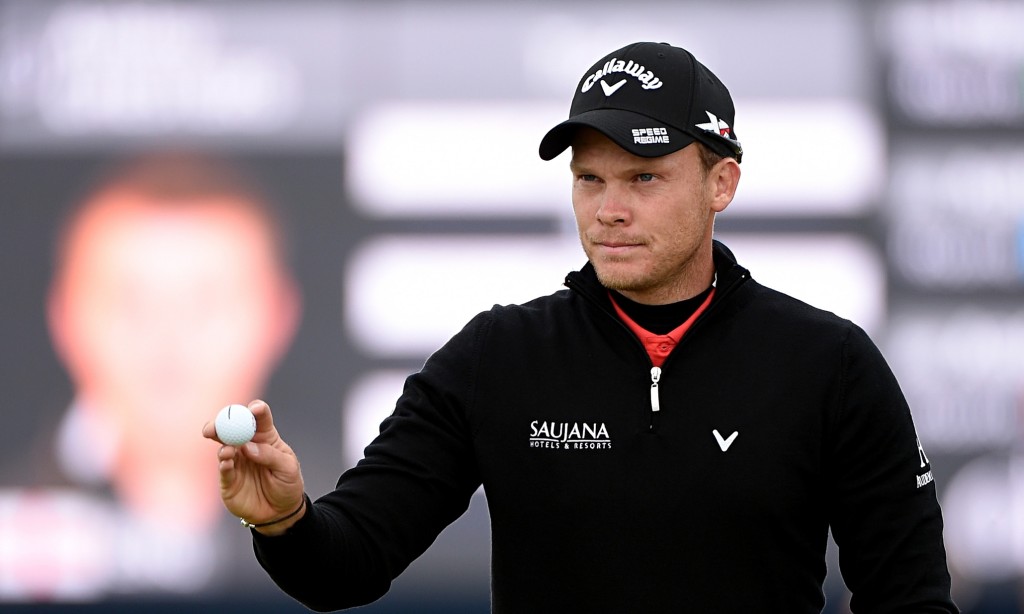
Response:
[[576, 174, 599, 183], [636, 173, 656, 183]]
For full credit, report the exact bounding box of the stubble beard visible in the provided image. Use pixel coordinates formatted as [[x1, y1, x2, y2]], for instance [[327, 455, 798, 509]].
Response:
[[584, 235, 707, 304], [583, 238, 656, 295], [593, 259, 647, 294]]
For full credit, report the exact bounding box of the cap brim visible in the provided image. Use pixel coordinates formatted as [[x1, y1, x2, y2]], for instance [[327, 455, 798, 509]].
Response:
[[538, 109, 696, 161]]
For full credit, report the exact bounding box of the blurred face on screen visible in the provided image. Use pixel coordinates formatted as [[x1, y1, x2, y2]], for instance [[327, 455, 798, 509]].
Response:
[[48, 180, 300, 527]]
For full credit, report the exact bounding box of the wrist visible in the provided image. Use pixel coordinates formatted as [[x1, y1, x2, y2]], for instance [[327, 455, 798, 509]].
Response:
[[242, 496, 307, 536]]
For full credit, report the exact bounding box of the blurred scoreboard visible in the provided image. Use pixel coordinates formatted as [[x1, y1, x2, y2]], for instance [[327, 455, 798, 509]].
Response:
[[874, 2, 1024, 603]]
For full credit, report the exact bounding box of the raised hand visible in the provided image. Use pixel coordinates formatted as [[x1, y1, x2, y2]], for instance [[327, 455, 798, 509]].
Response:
[[203, 400, 306, 535]]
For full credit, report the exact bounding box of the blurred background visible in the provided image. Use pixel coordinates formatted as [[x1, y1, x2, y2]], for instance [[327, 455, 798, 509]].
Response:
[[1, 0, 1022, 612]]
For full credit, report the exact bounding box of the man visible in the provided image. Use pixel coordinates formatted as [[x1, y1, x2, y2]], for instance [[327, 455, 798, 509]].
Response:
[[41, 152, 301, 593], [204, 42, 957, 612]]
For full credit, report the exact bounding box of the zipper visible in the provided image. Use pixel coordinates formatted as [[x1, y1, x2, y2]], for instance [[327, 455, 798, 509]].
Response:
[[565, 263, 749, 431], [650, 366, 661, 413], [649, 366, 662, 430]]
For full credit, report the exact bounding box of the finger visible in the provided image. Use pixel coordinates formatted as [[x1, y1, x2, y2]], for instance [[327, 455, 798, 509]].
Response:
[[215, 444, 238, 486], [218, 456, 236, 474], [217, 444, 238, 462], [202, 420, 219, 441], [240, 442, 298, 478], [218, 456, 237, 488], [248, 399, 276, 435]]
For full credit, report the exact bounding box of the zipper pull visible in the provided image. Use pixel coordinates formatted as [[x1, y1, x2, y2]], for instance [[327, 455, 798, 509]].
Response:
[[650, 366, 661, 412]]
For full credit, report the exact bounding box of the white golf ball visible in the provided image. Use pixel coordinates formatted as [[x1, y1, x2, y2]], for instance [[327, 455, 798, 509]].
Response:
[[215, 404, 256, 446]]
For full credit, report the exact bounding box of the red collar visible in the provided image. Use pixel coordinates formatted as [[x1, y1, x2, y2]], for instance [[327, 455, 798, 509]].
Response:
[[609, 288, 716, 367]]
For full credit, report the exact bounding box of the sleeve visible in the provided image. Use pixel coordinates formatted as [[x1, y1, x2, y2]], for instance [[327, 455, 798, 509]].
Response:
[[827, 324, 959, 613], [251, 312, 489, 612]]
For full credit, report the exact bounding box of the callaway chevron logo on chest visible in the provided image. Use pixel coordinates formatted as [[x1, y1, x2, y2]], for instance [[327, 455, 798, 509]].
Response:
[[581, 57, 664, 92], [529, 420, 612, 450]]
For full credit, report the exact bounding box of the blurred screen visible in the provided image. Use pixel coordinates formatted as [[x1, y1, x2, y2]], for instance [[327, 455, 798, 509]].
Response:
[[1, 1, 1022, 613]]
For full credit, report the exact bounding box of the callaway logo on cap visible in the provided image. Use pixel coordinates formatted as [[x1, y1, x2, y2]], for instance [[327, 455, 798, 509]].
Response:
[[539, 42, 743, 162]]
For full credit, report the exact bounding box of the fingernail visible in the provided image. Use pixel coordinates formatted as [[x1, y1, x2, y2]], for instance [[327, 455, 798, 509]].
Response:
[[245, 442, 259, 456]]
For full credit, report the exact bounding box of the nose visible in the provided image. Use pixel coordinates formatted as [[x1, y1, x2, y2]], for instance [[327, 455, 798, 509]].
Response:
[[595, 184, 631, 225]]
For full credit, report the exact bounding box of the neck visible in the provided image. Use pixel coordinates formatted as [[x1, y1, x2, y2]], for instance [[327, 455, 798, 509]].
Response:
[[618, 255, 716, 305]]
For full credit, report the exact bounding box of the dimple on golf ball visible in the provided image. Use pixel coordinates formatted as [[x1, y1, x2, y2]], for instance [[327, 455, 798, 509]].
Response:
[[215, 404, 256, 446]]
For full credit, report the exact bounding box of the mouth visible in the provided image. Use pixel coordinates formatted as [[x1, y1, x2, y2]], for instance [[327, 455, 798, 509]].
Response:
[[593, 240, 643, 257]]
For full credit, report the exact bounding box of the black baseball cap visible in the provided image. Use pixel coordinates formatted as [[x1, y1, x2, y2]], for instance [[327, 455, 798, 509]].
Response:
[[539, 42, 743, 162]]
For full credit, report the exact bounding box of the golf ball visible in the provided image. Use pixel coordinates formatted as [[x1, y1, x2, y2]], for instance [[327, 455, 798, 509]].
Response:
[[215, 404, 256, 446]]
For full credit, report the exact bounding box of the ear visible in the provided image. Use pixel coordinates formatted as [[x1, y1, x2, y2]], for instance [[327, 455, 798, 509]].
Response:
[[709, 157, 741, 213]]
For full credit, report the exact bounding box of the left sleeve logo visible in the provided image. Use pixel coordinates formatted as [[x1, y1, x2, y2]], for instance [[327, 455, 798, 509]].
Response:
[[915, 437, 934, 488]]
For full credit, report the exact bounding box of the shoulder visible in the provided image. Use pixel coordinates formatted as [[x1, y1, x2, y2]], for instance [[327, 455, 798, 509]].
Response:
[[713, 240, 861, 342], [730, 278, 859, 343], [440, 287, 579, 350], [489, 288, 576, 318]]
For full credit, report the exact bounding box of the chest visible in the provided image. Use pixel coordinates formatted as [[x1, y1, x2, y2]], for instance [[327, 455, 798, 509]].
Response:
[[474, 351, 829, 526]]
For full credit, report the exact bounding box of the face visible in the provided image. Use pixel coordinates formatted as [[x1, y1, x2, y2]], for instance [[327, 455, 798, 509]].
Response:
[[49, 189, 300, 460], [46, 185, 301, 528], [570, 128, 738, 304]]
